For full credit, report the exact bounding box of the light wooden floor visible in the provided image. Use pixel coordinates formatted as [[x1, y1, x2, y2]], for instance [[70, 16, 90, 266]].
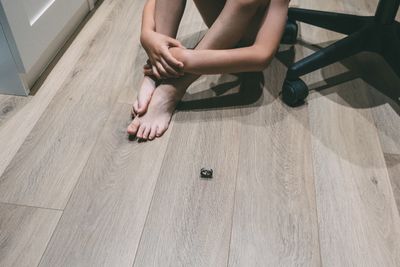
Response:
[[0, 0, 399, 266]]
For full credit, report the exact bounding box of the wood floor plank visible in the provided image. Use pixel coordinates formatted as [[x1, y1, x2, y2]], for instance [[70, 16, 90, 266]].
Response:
[[309, 79, 400, 266], [0, 95, 31, 129], [0, 204, 61, 267], [38, 103, 172, 267], [289, 0, 400, 265], [0, 0, 118, 179], [0, 0, 144, 209], [351, 53, 400, 215], [133, 74, 241, 267], [384, 153, 400, 214], [307, 60, 400, 266], [228, 58, 320, 266]]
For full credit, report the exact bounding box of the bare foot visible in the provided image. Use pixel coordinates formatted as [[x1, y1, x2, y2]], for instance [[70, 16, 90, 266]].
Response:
[[127, 82, 183, 140], [132, 76, 156, 118]]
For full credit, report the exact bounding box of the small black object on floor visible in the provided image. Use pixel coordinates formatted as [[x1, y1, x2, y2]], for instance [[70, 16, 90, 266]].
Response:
[[200, 168, 213, 179]]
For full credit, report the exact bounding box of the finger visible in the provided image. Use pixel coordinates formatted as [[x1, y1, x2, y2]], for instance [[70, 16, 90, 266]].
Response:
[[143, 69, 153, 76], [160, 57, 181, 77], [168, 38, 184, 48], [161, 48, 184, 69], [155, 61, 169, 78], [152, 65, 161, 80], [143, 64, 152, 74]]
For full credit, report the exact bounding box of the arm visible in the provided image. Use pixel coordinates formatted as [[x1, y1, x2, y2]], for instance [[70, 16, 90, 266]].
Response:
[[140, 0, 156, 35], [170, 0, 289, 74], [140, 0, 185, 79]]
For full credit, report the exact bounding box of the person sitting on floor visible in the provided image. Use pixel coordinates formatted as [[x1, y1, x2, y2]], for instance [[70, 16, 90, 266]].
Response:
[[128, 0, 289, 140]]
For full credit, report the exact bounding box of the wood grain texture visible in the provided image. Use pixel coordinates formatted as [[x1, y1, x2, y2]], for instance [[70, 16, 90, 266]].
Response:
[[39, 104, 172, 267], [306, 33, 400, 267], [0, 0, 144, 209], [309, 80, 400, 266], [133, 74, 241, 267], [228, 58, 320, 266], [0, 0, 118, 179], [289, 0, 400, 265], [0, 95, 31, 128], [0, 0, 399, 266], [353, 54, 400, 214], [0, 204, 61, 267], [384, 153, 400, 214]]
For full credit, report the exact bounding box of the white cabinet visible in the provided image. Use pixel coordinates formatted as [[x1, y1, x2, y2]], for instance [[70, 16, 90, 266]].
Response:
[[0, 0, 92, 95], [0, 22, 26, 95]]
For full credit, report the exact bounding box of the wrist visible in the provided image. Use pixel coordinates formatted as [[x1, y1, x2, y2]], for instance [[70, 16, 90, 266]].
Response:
[[169, 47, 190, 69], [140, 29, 154, 46]]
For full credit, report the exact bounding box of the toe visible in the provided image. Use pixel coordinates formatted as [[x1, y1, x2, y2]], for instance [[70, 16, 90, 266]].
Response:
[[142, 125, 151, 140], [137, 124, 146, 139], [127, 117, 140, 135], [156, 124, 167, 137], [131, 105, 137, 119], [149, 126, 157, 140], [133, 101, 140, 115]]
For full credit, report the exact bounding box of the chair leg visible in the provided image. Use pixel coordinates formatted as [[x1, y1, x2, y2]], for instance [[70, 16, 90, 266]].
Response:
[[289, 8, 371, 35], [287, 29, 367, 79]]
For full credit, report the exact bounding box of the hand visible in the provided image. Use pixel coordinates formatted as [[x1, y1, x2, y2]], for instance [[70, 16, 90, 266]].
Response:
[[143, 47, 189, 78], [140, 30, 185, 79]]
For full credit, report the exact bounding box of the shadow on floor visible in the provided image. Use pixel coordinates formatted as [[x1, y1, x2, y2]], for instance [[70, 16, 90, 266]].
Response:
[[276, 39, 400, 115], [177, 72, 265, 111]]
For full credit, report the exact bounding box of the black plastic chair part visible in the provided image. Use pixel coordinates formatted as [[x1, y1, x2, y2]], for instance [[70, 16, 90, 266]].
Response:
[[281, 0, 400, 106]]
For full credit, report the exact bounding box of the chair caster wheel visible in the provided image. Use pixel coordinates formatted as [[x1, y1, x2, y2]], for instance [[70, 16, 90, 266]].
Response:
[[281, 19, 298, 45], [282, 78, 309, 106]]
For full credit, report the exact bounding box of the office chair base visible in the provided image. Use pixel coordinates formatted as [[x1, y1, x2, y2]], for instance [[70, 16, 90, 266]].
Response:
[[281, 19, 298, 45], [282, 78, 309, 106], [281, 0, 400, 106]]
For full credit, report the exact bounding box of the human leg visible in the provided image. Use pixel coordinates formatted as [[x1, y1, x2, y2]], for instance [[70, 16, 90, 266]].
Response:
[[133, 0, 187, 117], [129, 0, 265, 139]]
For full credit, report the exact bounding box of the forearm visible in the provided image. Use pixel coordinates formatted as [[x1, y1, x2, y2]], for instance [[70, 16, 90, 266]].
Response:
[[172, 45, 273, 74], [141, 0, 156, 36], [171, 0, 289, 74]]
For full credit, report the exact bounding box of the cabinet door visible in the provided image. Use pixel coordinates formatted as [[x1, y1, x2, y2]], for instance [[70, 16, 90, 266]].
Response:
[[0, 0, 89, 73]]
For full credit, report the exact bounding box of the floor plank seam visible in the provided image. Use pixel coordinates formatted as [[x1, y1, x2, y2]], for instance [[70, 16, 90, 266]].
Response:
[[34, 103, 123, 267], [366, 110, 400, 220], [382, 155, 400, 219], [36, 210, 64, 267], [306, 104, 324, 267], [57, 101, 126, 212], [0, 3, 107, 179], [0, 201, 63, 212], [225, 128, 242, 267], [130, 121, 176, 267]]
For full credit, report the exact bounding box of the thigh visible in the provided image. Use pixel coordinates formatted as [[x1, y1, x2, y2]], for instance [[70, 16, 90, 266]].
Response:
[[193, 0, 266, 45], [192, 0, 226, 28]]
